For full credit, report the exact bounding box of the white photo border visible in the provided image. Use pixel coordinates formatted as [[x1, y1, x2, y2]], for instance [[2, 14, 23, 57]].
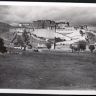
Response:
[[0, 1, 96, 95]]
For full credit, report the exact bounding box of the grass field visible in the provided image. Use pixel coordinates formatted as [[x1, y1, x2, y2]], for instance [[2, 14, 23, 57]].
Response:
[[0, 50, 96, 90]]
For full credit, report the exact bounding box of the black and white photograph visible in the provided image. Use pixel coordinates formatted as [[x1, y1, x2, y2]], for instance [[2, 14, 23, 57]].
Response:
[[0, 1, 96, 95]]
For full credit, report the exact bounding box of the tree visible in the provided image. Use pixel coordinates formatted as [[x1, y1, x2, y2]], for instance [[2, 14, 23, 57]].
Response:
[[66, 22, 69, 26], [70, 40, 86, 53], [0, 38, 7, 53], [89, 45, 95, 53], [22, 29, 30, 51], [78, 40, 86, 51], [70, 44, 80, 53], [79, 30, 84, 36], [46, 42, 52, 50], [16, 35, 25, 49]]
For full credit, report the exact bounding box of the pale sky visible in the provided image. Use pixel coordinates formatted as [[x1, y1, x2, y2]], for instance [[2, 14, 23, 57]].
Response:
[[0, 4, 96, 26]]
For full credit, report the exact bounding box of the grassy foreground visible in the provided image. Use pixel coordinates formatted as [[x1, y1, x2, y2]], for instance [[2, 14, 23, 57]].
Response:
[[0, 50, 96, 90]]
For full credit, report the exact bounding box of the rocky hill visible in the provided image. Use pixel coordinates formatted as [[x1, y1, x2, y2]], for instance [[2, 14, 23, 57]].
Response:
[[0, 22, 11, 34]]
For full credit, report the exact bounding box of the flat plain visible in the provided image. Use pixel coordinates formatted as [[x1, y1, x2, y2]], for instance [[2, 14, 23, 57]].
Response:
[[0, 50, 96, 90]]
